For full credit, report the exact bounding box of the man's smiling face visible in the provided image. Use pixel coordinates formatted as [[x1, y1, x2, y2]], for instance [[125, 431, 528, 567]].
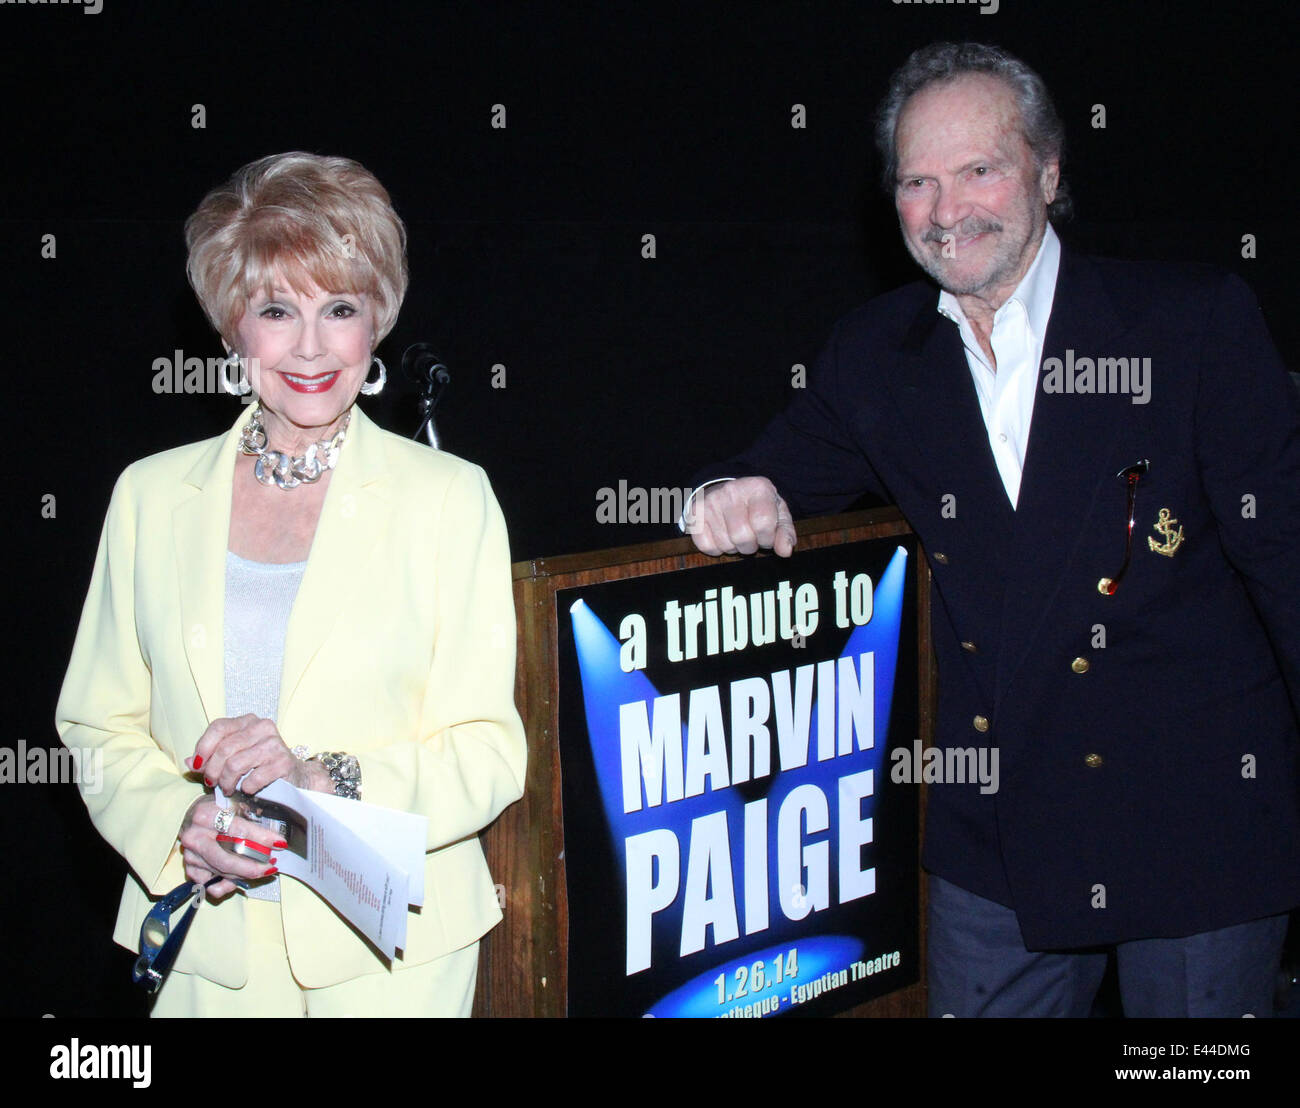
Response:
[[893, 73, 1058, 307]]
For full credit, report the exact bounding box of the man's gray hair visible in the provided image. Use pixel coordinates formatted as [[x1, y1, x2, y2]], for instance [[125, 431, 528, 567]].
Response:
[[875, 42, 1073, 222]]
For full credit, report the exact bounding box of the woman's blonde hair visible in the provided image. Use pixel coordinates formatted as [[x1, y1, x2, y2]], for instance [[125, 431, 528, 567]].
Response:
[[185, 152, 408, 347]]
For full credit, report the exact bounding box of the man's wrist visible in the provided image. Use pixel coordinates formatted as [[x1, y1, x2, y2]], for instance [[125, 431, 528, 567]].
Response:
[[679, 477, 736, 532]]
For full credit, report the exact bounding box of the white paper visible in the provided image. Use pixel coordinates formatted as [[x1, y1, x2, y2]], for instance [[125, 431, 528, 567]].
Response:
[[304, 787, 427, 906], [217, 779, 427, 958]]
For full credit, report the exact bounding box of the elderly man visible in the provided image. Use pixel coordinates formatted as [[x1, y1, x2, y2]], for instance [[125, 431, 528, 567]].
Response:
[[686, 41, 1300, 1018]]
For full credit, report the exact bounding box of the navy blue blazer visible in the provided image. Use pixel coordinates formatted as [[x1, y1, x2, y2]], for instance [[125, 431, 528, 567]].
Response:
[[698, 247, 1300, 949]]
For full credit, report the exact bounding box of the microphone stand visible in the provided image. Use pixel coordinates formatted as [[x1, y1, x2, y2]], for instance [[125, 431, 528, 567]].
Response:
[[403, 343, 451, 449]]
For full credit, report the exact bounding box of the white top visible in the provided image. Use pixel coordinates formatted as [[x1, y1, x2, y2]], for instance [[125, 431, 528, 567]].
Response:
[[936, 223, 1061, 508], [223, 550, 307, 901]]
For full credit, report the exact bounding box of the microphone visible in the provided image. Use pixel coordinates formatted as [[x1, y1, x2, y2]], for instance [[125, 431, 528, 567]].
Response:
[[402, 342, 450, 388], [401, 343, 451, 448]]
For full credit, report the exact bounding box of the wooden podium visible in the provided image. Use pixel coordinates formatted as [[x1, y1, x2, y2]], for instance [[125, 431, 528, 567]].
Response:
[[474, 507, 934, 1017]]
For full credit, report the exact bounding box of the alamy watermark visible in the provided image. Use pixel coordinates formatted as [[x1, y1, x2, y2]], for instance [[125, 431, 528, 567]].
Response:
[[1041, 349, 1151, 405], [889, 740, 999, 795], [49, 1040, 149, 1088], [1, 742, 101, 793], [892, 0, 998, 13], [597, 481, 697, 525], [152, 350, 258, 403], [2, 0, 102, 12]]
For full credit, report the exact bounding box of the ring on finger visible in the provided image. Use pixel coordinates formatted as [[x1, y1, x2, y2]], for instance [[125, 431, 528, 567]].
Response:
[[214, 806, 234, 835]]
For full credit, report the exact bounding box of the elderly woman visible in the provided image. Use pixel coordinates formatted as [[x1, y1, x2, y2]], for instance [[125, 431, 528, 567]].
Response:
[[56, 152, 526, 1017]]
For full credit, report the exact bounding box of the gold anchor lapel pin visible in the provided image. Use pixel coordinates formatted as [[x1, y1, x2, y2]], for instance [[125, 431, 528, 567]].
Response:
[[1147, 507, 1184, 557]]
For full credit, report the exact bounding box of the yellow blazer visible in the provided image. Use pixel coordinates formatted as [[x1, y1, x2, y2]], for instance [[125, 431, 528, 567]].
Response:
[[56, 404, 527, 988]]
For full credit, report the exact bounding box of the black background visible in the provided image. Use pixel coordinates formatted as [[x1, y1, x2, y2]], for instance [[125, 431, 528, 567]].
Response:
[[2, 0, 1296, 1018]]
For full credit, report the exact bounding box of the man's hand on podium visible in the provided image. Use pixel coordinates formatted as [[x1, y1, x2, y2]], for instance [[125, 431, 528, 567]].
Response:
[[685, 477, 798, 558]]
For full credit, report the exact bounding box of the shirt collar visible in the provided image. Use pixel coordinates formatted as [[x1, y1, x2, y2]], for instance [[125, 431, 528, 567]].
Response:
[[937, 222, 1060, 340]]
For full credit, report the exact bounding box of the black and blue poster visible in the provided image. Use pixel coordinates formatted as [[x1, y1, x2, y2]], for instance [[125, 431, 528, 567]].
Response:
[[557, 536, 920, 1017]]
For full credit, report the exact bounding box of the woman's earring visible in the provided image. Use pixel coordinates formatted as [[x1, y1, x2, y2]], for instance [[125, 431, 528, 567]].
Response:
[[221, 352, 252, 396], [360, 356, 387, 396]]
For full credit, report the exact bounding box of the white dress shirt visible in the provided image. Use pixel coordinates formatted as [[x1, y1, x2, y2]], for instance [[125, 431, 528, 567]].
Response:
[[936, 223, 1060, 509]]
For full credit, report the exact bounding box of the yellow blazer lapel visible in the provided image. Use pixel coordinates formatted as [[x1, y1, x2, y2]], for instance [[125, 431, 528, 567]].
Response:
[[278, 405, 391, 722], [173, 410, 246, 726]]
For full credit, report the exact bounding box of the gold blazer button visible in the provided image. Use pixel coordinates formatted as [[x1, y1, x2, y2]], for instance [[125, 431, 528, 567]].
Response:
[[961, 641, 978, 653], [973, 715, 990, 733], [1071, 656, 1091, 674], [1084, 752, 1104, 768], [932, 552, 950, 564]]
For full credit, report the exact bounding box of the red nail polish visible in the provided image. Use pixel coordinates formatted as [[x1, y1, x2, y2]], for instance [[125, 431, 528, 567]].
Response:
[[273, 840, 288, 849], [193, 755, 204, 770], [204, 777, 213, 787], [263, 866, 278, 877]]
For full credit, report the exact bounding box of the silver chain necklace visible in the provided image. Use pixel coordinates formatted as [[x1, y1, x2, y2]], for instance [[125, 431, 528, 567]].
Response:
[[238, 404, 350, 490]]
